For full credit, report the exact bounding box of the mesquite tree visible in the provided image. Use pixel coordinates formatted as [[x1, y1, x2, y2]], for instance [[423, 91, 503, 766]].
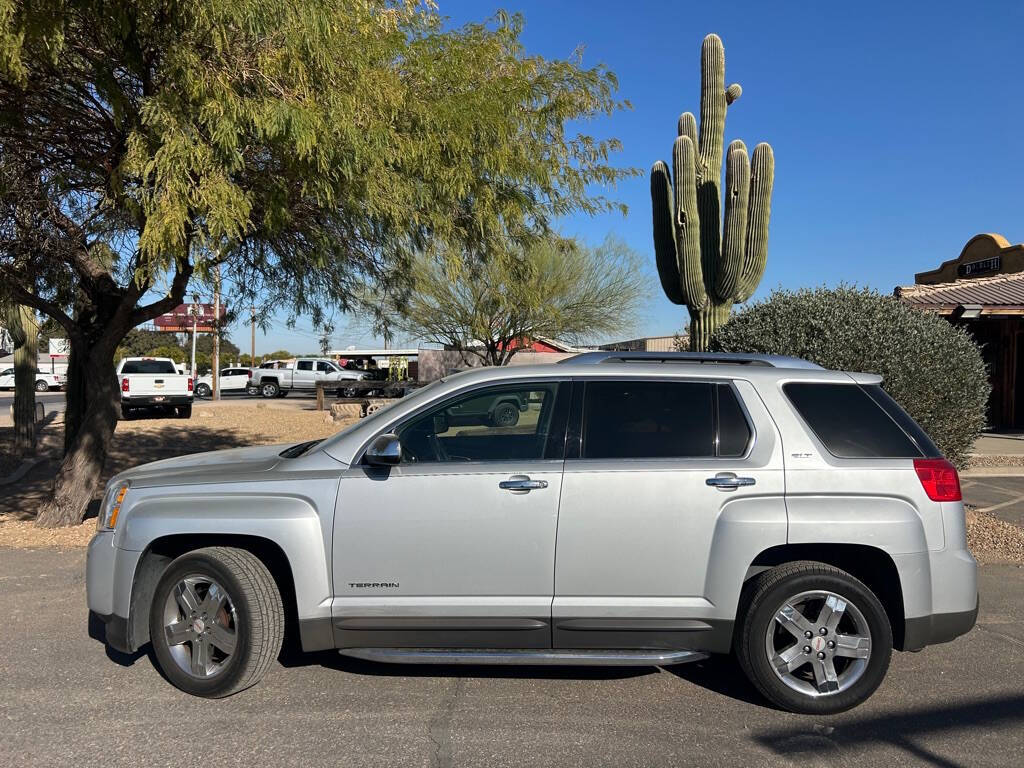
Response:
[[650, 34, 775, 350], [3, 303, 37, 456], [386, 236, 647, 366], [0, 1, 632, 526]]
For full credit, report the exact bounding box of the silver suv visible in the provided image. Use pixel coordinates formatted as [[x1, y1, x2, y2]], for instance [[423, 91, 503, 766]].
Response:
[[86, 352, 977, 714]]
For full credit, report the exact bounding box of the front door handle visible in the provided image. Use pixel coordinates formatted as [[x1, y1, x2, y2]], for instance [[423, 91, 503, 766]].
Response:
[[499, 475, 549, 493], [706, 472, 756, 491]]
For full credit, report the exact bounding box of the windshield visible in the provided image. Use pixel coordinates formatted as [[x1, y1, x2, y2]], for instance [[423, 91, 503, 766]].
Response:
[[120, 359, 178, 374]]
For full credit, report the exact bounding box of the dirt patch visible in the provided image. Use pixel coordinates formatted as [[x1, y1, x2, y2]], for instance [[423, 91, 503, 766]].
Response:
[[966, 506, 1024, 565], [0, 407, 357, 539]]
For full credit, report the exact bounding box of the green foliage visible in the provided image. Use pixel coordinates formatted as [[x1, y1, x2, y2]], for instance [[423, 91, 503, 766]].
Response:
[[387, 235, 648, 366], [711, 286, 989, 468], [264, 350, 294, 361], [650, 34, 774, 351]]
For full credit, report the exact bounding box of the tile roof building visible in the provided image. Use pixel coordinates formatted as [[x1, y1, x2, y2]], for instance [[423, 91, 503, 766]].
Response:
[[896, 233, 1024, 429]]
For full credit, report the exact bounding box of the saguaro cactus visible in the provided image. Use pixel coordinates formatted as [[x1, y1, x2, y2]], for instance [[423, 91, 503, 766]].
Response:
[[651, 34, 774, 351]]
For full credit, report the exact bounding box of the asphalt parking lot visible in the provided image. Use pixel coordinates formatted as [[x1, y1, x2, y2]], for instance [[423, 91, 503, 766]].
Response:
[[1, 549, 1022, 768]]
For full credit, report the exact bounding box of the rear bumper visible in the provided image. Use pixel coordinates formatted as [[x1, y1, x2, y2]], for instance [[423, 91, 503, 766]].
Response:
[[121, 395, 192, 407], [896, 546, 978, 650], [904, 600, 979, 650]]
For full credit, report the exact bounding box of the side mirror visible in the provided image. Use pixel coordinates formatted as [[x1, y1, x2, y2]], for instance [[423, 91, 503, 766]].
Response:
[[365, 433, 401, 466]]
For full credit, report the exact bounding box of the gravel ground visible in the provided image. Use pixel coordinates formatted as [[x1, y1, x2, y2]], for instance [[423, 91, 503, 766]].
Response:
[[965, 507, 1024, 564], [968, 454, 1024, 468]]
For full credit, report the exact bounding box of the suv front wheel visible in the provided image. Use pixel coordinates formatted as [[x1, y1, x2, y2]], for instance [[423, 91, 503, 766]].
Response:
[[149, 547, 283, 698], [735, 561, 892, 715]]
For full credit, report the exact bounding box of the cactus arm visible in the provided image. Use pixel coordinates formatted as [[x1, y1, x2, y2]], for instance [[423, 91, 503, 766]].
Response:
[[677, 112, 698, 165], [672, 135, 707, 310], [696, 34, 726, 299], [735, 142, 774, 303], [650, 161, 685, 306], [697, 34, 727, 178], [715, 139, 750, 302]]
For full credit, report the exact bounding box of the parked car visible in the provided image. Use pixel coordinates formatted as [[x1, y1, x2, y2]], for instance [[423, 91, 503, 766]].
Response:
[[116, 357, 193, 418], [195, 368, 255, 398], [87, 351, 977, 713], [248, 357, 370, 398], [0, 367, 63, 392]]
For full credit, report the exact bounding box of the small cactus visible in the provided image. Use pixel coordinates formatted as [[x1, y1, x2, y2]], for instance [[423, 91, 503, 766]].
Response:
[[651, 33, 774, 350]]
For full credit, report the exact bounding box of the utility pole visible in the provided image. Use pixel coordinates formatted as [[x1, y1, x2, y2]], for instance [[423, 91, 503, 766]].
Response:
[[250, 305, 256, 368], [190, 296, 199, 380], [213, 266, 221, 400]]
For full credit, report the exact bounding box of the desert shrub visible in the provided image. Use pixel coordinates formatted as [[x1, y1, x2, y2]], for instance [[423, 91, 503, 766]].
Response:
[[711, 285, 989, 467]]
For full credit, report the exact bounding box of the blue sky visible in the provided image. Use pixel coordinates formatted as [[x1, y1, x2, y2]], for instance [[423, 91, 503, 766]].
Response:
[[245, 0, 1024, 354]]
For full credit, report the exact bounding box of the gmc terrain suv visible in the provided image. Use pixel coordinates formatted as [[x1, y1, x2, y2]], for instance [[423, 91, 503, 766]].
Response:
[[86, 352, 977, 714]]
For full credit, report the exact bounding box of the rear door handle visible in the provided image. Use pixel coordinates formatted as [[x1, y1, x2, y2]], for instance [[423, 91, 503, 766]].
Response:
[[499, 475, 548, 493], [706, 472, 756, 491]]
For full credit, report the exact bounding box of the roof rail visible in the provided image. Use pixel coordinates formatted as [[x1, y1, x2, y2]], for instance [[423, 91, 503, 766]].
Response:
[[557, 351, 823, 370]]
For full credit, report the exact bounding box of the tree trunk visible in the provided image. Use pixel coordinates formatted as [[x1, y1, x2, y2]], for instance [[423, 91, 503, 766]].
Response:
[[35, 332, 123, 528], [687, 302, 732, 351], [12, 305, 38, 456]]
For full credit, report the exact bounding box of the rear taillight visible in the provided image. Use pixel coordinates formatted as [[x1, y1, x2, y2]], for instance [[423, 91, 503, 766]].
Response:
[[187, 377, 194, 392], [121, 377, 129, 393], [913, 458, 961, 502]]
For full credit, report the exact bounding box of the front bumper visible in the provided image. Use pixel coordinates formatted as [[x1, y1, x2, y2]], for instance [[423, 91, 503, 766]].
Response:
[[86, 532, 142, 653]]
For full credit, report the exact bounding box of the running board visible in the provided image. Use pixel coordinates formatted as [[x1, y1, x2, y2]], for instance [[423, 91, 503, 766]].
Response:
[[338, 647, 709, 667]]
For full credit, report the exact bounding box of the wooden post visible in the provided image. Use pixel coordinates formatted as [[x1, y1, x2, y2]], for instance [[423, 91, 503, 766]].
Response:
[[316, 381, 325, 411]]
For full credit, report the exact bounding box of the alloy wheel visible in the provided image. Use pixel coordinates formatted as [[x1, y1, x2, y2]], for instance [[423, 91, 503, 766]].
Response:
[[162, 575, 238, 679], [764, 589, 871, 698]]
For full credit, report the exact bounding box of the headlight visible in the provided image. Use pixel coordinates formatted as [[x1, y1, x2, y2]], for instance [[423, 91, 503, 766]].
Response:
[[96, 483, 129, 532]]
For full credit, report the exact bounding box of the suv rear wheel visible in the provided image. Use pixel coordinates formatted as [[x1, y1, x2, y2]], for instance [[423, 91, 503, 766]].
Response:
[[735, 561, 892, 715], [149, 546, 283, 698]]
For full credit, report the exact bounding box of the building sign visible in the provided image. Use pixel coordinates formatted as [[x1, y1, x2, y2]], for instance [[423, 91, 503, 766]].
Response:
[[48, 338, 70, 356], [154, 303, 226, 333], [958, 256, 1001, 278]]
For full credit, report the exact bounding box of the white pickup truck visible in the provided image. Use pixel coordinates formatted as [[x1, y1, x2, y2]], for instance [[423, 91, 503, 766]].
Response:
[[117, 357, 193, 419], [247, 357, 371, 398]]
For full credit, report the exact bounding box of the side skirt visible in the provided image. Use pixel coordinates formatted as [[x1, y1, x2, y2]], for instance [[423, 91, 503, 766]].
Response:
[[338, 647, 709, 666]]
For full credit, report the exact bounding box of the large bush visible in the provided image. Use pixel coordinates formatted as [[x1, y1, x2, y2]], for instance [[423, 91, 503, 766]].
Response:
[[711, 286, 989, 467]]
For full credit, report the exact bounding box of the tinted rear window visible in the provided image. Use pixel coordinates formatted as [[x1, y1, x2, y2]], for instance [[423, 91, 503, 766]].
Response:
[[784, 382, 929, 459], [121, 360, 177, 374]]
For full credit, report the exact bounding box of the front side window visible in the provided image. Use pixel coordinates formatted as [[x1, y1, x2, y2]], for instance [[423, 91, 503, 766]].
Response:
[[396, 382, 566, 463], [317, 361, 337, 373]]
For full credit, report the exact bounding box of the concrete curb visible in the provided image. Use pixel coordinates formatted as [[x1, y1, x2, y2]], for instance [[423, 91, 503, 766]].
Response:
[[0, 456, 48, 487], [962, 467, 1024, 478]]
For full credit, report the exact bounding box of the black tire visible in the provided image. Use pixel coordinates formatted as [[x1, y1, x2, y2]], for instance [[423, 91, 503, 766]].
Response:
[[195, 383, 212, 398], [34, 379, 50, 392], [149, 546, 284, 698], [276, 390, 288, 398], [735, 561, 892, 715], [175, 404, 192, 419], [120, 404, 132, 420], [342, 386, 358, 399], [491, 401, 520, 428], [260, 381, 279, 398]]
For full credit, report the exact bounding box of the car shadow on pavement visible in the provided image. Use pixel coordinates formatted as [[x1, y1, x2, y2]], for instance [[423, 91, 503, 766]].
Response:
[[754, 693, 1024, 768], [281, 648, 656, 681], [661, 653, 770, 707]]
